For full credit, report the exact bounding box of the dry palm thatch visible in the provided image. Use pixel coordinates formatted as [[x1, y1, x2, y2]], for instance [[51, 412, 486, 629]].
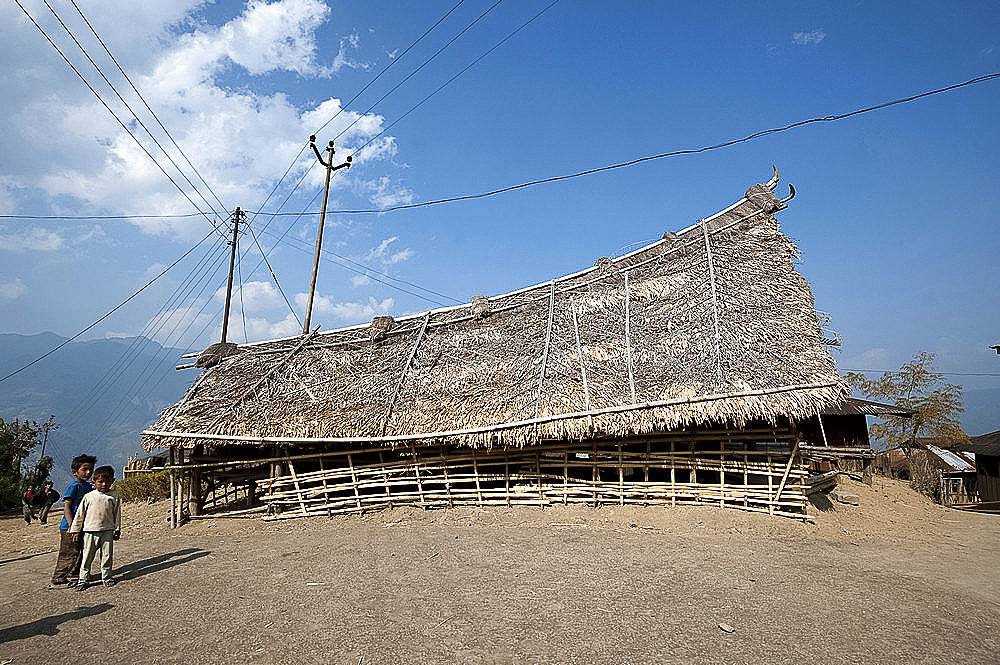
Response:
[[143, 170, 845, 452]]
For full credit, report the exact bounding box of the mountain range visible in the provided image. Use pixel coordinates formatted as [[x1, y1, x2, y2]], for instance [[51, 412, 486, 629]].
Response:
[[0, 332, 195, 489]]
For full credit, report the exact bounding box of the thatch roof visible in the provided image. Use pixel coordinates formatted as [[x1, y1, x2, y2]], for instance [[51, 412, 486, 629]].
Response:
[[143, 170, 846, 451]]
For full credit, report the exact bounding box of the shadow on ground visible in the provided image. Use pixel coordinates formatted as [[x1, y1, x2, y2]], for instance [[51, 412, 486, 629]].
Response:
[[0, 603, 113, 643], [115, 547, 211, 581], [0, 550, 56, 567]]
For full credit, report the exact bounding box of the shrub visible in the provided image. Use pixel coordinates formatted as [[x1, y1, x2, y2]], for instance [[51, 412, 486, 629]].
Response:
[[115, 471, 171, 503]]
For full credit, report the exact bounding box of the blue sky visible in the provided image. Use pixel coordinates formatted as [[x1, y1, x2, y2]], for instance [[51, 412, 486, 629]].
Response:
[[2, 1, 999, 431]]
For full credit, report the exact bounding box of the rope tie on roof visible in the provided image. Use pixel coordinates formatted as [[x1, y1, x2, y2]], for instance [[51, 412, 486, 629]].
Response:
[[471, 295, 491, 318], [700, 219, 724, 386], [368, 316, 395, 342]]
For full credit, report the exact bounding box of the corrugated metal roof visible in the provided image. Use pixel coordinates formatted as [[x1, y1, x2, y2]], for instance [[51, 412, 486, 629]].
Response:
[[820, 398, 915, 417], [926, 444, 976, 472]]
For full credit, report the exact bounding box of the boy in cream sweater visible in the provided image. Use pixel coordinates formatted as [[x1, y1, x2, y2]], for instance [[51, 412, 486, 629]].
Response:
[[69, 465, 122, 589]]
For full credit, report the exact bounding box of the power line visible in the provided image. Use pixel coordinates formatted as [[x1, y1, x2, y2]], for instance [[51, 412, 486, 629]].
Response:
[[332, 0, 506, 145], [248, 0, 471, 228], [0, 213, 206, 220], [0, 228, 218, 383], [844, 369, 1000, 378], [39, 0, 227, 220], [65, 0, 229, 215], [353, 0, 561, 155], [326, 72, 1000, 214], [12, 0, 226, 236]]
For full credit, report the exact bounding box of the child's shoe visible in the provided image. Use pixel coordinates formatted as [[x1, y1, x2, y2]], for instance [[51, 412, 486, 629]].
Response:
[[102, 578, 116, 587]]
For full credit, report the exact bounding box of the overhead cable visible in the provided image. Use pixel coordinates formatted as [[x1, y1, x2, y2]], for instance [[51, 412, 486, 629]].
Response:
[[65, 0, 229, 215], [332, 72, 1000, 214], [0, 228, 219, 383], [12, 0, 226, 236]]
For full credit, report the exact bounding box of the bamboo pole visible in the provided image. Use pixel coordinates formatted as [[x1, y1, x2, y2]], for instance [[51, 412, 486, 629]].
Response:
[[381, 311, 430, 436], [570, 296, 593, 430], [535, 281, 556, 420]]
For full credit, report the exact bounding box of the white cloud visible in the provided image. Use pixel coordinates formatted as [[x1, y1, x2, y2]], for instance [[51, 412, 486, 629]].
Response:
[[351, 275, 371, 287], [145, 263, 169, 279], [0, 228, 64, 252], [215, 280, 287, 312], [0, 277, 26, 301], [792, 29, 826, 45], [361, 173, 414, 209], [388, 248, 414, 265], [842, 347, 891, 372], [365, 236, 400, 261], [241, 312, 302, 342], [1, 0, 411, 240], [293, 291, 393, 324]]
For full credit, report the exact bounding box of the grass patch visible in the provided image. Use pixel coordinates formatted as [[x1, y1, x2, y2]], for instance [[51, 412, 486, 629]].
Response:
[[115, 471, 171, 503]]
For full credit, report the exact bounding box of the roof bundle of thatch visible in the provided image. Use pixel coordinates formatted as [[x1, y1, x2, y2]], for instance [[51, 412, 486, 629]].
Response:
[[143, 170, 846, 451]]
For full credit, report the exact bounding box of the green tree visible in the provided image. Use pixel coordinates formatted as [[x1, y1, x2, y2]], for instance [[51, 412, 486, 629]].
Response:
[[845, 351, 968, 452], [0, 415, 58, 510]]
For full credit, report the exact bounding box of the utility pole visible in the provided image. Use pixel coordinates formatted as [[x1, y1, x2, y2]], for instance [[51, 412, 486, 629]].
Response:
[[221, 207, 244, 344], [303, 135, 351, 334]]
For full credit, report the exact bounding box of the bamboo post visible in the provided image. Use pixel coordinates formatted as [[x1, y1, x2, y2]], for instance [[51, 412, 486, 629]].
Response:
[[719, 439, 725, 508], [591, 440, 599, 506], [169, 446, 177, 529], [535, 452, 544, 502], [504, 452, 511, 507], [410, 444, 426, 506], [318, 455, 332, 518], [441, 445, 454, 508], [670, 439, 676, 506], [472, 448, 483, 504], [379, 451, 393, 508], [347, 453, 363, 511], [563, 452, 569, 505], [742, 447, 749, 509], [767, 451, 774, 516], [618, 442, 624, 506], [773, 440, 799, 507], [283, 454, 309, 516], [189, 443, 203, 516]]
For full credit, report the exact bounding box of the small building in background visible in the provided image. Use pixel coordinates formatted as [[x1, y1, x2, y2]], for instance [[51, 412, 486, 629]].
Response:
[[951, 431, 1000, 504]]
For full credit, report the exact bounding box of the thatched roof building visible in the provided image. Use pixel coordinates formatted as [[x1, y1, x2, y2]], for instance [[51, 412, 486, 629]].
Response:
[[143, 169, 845, 453]]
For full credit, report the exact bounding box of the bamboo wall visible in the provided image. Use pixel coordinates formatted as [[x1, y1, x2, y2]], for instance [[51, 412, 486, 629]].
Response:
[[171, 430, 811, 522]]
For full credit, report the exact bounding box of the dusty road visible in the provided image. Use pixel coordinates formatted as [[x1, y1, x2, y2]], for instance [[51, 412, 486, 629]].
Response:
[[2, 477, 998, 665]]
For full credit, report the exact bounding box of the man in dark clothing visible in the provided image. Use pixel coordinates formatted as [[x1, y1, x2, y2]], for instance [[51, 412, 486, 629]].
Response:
[[38, 480, 60, 524]]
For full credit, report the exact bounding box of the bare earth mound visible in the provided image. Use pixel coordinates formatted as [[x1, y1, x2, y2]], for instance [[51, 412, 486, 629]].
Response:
[[2, 477, 998, 665]]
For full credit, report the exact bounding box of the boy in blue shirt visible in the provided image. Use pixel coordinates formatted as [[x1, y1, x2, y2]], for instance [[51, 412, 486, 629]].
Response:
[[49, 454, 96, 588]]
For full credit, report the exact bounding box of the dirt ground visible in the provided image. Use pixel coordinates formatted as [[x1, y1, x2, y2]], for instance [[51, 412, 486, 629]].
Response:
[[1, 476, 998, 665]]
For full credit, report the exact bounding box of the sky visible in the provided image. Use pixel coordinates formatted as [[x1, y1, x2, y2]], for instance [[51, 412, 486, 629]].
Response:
[[2, 1, 999, 433]]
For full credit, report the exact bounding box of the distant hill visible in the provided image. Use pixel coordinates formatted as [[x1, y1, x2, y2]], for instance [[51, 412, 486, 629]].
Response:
[[962, 387, 1000, 437], [0, 333, 196, 488]]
